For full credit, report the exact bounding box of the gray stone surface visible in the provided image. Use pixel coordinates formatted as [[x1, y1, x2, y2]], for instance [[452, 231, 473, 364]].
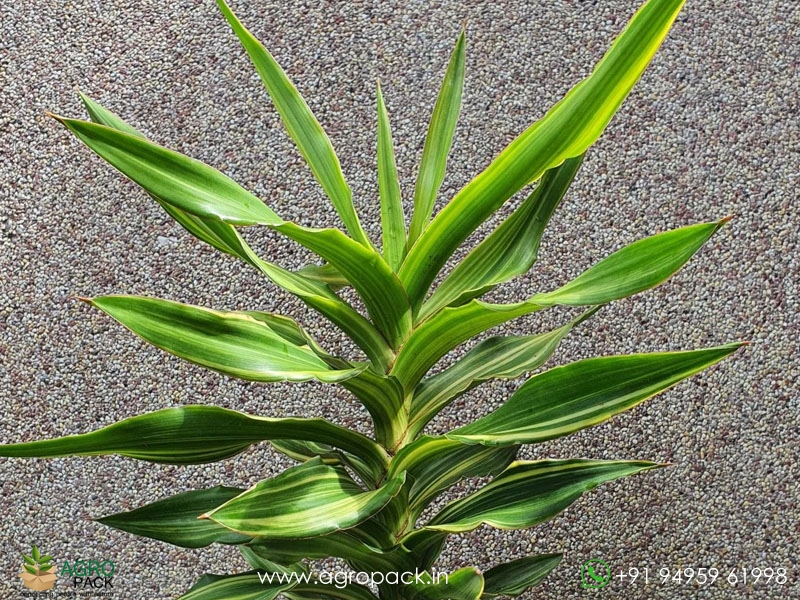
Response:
[[1, 0, 798, 598]]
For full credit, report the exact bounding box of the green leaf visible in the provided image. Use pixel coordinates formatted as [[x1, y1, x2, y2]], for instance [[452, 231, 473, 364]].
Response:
[[339, 369, 407, 449], [0, 406, 388, 480], [203, 458, 405, 538], [391, 299, 544, 391], [407, 30, 466, 246], [52, 116, 280, 226], [288, 582, 379, 600], [31, 545, 40, 561], [396, 218, 723, 392], [269, 440, 342, 466], [86, 295, 361, 384], [37, 564, 53, 571], [428, 459, 660, 532], [295, 263, 348, 291], [38, 555, 53, 563], [448, 344, 743, 446], [407, 308, 597, 439], [405, 567, 484, 600], [59, 101, 399, 364], [482, 554, 562, 597], [24, 565, 37, 576], [419, 155, 584, 321], [180, 571, 294, 600], [376, 82, 406, 271], [275, 224, 412, 349], [399, 0, 687, 310], [97, 486, 250, 548], [389, 436, 518, 520], [75, 96, 390, 364], [246, 255, 393, 371], [239, 546, 308, 575], [23, 554, 35, 565], [246, 533, 413, 575], [217, 0, 370, 246], [78, 92, 260, 265], [533, 219, 729, 306]]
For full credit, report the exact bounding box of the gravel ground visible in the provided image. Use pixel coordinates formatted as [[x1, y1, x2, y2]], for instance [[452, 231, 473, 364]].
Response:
[[1, 0, 798, 598]]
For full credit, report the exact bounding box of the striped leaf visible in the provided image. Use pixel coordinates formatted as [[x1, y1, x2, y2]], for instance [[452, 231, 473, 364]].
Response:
[[295, 262, 348, 291], [389, 436, 518, 520], [533, 219, 729, 306], [427, 459, 660, 532], [404, 567, 483, 600], [339, 369, 407, 449], [97, 486, 250, 548], [74, 96, 391, 365], [78, 92, 261, 265], [269, 440, 342, 465], [376, 83, 405, 271], [203, 458, 405, 538], [419, 155, 584, 321], [391, 300, 544, 391], [407, 30, 466, 246], [52, 116, 280, 226], [0, 406, 388, 480], [180, 571, 294, 600], [482, 554, 563, 598], [245, 533, 414, 574], [395, 218, 721, 392], [275, 224, 412, 349], [288, 582, 379, 600], [448, 344, 743, 446], [85, 295, 361, 383], [407, 308, 598, 439], [239, 546, 308, 575], [54, 112, 407, 358], [246, 255, 393, 370], [399, 0, 687, 310], [217, 0, 370, 246]]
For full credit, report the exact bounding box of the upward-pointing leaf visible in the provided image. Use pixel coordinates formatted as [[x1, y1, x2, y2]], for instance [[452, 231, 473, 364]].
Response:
[[85, 295, 361, 384], [217, 0, 370, 246], [419, 155, 584, 321], [427, 459, 660, 532], [376, 82, 406, 271], [407, 308, 598, 439], [533, 219, 729, 306], [407, 29, 466, 246], [78, 93, 257, 264], [203, 458, 405, 539], [274, 224, 412, 349], [52, 116, 280, 226], [400, 0, 687, 310], [449, 344, 743, 446]]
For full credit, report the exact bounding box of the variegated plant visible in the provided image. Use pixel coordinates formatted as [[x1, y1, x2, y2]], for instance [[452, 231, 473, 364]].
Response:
[[2, 0, 741, 598]]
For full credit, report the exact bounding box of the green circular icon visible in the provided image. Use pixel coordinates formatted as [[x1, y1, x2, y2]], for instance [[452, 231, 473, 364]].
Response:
[[581, 559, 611, 589]]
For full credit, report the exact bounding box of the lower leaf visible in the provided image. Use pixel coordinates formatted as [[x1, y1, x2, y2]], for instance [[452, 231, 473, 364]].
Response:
[[97, 486, 249, 548], [427, 459, 660, 533], [180, 571, 295, 600], [482, 554, 562, 597]]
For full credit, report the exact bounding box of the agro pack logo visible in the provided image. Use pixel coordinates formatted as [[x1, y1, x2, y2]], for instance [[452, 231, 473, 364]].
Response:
[[19, 545, 57, 591], [19, 543, 115, 592], [60, 557, 115, 589]]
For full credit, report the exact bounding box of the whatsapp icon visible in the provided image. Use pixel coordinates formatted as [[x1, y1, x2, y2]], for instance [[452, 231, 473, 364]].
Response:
[[581, 559, 611, 589]]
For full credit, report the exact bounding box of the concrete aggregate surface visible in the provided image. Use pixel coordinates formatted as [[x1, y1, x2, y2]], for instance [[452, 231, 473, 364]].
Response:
[[1, 0, 798, 598]]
